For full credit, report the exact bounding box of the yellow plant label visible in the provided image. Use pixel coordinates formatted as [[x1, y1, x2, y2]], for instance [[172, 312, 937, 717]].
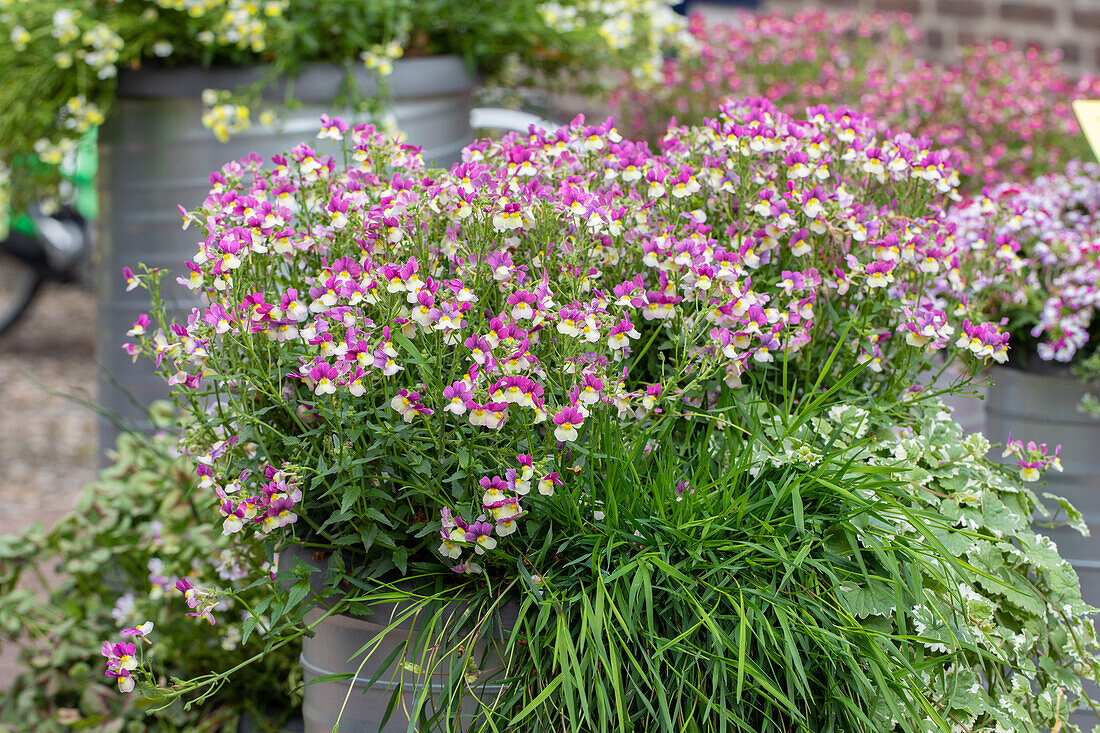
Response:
[[1073, 100, 1100, 161]]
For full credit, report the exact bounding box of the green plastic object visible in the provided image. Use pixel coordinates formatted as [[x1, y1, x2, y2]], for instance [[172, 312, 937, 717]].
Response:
[[2, 128, 98, 240], [67, 129, 99, 222]]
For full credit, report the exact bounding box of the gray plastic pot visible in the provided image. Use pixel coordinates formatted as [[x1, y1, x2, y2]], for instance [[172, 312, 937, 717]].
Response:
[[95, 57, 477, 460], [280, 546, 517, 733]]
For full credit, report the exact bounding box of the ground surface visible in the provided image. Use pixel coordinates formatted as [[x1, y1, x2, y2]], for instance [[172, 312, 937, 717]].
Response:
[[0, 283, 97, 531], [0, 283, 98, 687]]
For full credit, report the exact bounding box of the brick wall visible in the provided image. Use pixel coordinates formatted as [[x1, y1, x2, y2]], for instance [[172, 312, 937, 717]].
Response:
[[708, 0, 1100, 75]]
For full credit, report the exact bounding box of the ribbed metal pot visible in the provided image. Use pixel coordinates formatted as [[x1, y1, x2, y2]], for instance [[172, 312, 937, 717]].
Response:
[[941, 390, 986, 436], [985, 365, 1100, 607], [280, 546, 515, 733], [96, 57, 476, 458], [300, 604, 513, 733]]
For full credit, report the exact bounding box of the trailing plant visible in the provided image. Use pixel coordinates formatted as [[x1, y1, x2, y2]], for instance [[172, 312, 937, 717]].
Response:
[[0, 407, 300, 732], [835, 404, 1097, 730]]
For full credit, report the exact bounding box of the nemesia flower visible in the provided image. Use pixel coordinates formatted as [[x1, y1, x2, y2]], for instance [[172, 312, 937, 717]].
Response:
[[538, 472, 562, 496], [308, 360, 339, 395], [438, 533, 463, 560], [220, 499, 247, 535], [468, 400, 507, 430], [317, 114, 349, 141], [442, 380, 473, 415], [127, 314, 151, 338], [1002, 436, 1063, 482], [607, 317, 640, 351], [122, 621, 154, 639], [390, 389, 432, 423], [553, 406, 585, 442], [101, 640, 139, 692], [514, 455, 535, 494], [451, 560, 483, 575], [491, 497, 523, 534], [480, 476, 509, 506], [175, 578, 217, 625], [468, 519, 497, 554]]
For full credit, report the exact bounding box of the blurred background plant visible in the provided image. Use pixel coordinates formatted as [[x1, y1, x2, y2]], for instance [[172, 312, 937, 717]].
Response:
[[861, 40, 1099, 191], [0, 0, 686, 215], [946, 162, 1100, 380], [611, 9, 1100, 193], [0, 403, 300, 732], [609, 10, 916, 140]]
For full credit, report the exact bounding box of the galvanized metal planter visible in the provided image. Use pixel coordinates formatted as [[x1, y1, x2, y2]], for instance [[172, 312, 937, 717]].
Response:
[[300, 604, 514, 733], [985, 364, 1100, 608], [96, 57, 477, 458], [280, 546, 514, 733]]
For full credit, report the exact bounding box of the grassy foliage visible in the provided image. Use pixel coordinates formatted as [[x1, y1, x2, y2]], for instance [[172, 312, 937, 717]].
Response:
[[482, 395, 945, 732]]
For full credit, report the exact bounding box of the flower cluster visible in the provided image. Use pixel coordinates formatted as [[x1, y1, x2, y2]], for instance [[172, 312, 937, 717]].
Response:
[[100, 621, 154, 693], [438, 455, 563, 573], [174, 579, 223, 625], [151, 0, 286, 53], [200, 89, 254, 143], [538, 0, 687, 84], [360, 40, 404, 77], [125, 102, 1007, 576], [946, 161, 1100, 365], [101, 640, 140, 693]]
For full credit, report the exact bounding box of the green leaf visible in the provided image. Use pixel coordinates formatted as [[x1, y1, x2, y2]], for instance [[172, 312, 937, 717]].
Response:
[[339, 482, 365, 515], [1041, 492, 1089, 537], [241, 615, 259, 646], [392, 548, 408, 575], [285, 580, 312, 613], [837, 582, 898, 618]]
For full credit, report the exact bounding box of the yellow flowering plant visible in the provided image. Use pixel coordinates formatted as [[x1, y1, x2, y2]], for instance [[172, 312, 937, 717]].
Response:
[[0, 0, 685, 211]]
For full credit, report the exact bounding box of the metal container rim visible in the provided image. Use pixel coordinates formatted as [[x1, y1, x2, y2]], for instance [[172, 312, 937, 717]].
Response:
[[116, 55, 478, 103]]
